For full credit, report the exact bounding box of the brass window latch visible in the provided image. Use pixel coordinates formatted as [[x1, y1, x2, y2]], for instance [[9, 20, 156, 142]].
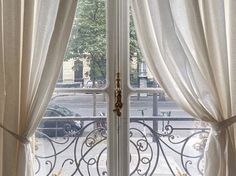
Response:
[[113, 73, 123, 116]]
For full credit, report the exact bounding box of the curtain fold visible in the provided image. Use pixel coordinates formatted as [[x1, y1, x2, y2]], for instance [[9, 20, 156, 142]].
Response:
[[0, 0, 77, 175], [132, 0, 236, 175]]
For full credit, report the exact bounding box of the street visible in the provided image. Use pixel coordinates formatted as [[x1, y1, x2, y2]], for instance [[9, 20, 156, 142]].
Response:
[[51, 93, 192, 117]]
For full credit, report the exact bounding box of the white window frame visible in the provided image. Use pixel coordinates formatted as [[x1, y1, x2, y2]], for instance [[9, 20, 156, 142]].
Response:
[[53, 0, 163, 175]]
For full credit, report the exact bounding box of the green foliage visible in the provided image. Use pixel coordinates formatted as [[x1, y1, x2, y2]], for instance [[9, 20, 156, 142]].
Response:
[[129, 13, 142, 86], [130, 13, 142, 60], [76, 0, 106, 57], [65, 0, 106, 60]]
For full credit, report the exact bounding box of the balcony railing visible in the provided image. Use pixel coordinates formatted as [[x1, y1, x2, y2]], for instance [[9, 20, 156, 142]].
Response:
[[34, 117, 210, 176]]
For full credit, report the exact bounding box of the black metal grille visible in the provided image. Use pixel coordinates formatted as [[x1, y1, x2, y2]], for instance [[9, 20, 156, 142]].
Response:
[[34, 117, 210, 176]]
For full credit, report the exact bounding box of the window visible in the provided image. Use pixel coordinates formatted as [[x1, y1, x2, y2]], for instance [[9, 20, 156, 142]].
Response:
[[34, 0, 209, 175]]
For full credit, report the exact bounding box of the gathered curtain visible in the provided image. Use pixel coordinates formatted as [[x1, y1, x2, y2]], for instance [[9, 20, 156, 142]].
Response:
[[132, 0, 236, 175], [0, 0, 77, 175]]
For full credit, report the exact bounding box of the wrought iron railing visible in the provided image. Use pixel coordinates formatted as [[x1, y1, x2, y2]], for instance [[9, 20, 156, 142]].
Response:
[[34, 117, 210, 176]]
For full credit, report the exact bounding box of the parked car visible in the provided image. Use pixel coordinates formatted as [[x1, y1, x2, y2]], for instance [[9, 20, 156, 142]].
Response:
[[37, 104, 83, 137]]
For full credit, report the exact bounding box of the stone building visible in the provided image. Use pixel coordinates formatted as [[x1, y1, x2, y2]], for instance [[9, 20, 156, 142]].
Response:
[[59, 55, 155, 88]]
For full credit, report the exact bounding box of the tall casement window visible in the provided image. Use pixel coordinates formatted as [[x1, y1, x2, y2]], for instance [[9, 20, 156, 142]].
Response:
[[34, 1, 209, 176]]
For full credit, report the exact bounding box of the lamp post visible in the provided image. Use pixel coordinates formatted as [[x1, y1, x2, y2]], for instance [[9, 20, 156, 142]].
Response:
[[138, 59, 148, 97]]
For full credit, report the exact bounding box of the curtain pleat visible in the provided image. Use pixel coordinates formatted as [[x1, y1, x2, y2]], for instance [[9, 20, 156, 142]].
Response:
[[0, 0, 77, 175], [132, 0, 236, 175]]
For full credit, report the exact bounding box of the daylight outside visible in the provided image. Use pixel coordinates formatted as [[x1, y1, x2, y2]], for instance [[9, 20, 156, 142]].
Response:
[[34, 0, 210, 176]]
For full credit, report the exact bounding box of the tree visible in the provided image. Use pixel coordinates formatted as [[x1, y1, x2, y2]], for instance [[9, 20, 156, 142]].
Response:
[[130, 14, 142, 87], [65, 0, 106, 87], [64, 0, 141, 87]]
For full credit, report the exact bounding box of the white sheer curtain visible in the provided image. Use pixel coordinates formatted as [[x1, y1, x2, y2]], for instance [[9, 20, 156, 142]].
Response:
[[0, 0, 77, 175], [132, 0, 236, 175]]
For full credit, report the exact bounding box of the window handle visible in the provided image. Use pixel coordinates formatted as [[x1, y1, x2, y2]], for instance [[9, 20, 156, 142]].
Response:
[[113, 73, 123, 116]]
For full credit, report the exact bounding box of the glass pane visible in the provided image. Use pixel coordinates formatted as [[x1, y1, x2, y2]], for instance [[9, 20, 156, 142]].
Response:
[[129, 6, 210, 175], [34, 0, 108, 174], [35, 93, 108, 175], [129, 11, 159, 88], [57, 0, 106, 89], [129, 93, 210, 176]]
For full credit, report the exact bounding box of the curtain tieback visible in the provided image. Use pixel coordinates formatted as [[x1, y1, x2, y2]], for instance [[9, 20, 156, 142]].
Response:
[[211, 115, 236, 134], [0, 123, 30, 144]]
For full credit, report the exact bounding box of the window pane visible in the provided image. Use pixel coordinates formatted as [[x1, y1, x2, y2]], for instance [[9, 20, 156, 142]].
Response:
[[58, 0, 107, 89], [129, 10, 159, 88], [35, 93, 108, 175], [129, 93, 210, 175], [35, 0, 108, 174]]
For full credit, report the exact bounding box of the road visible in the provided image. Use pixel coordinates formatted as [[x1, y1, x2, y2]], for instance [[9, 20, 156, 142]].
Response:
[[51, 93, 192, 117]]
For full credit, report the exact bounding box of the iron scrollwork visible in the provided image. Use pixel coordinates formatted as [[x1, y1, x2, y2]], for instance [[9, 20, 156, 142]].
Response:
[[34, 120, 107, 176], [129, 120, 209, 176], [34, 118, 209, 176]]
